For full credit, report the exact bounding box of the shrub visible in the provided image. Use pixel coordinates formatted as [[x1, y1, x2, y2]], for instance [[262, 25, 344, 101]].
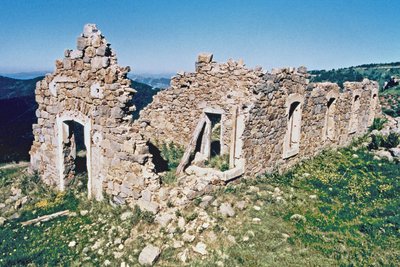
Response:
[[160, 142, 185, 170], [368, 132, 400, 150], [185, 212, 198, 222], [141, 210, 155, 223], [162, 170, 177, 185], [383, 132, 400, 148], [369, 118, 387, 131], [368, 134, 384, 150]]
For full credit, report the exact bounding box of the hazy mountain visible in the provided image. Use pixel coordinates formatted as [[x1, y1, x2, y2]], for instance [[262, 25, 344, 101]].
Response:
[[129, 74, 171, 89], [0, 71, 50, 80], [131, 80, 162, 119], [0, 76, 43, 100]]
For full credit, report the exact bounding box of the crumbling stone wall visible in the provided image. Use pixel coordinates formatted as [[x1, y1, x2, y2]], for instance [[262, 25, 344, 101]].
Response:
[[139, 60, 380, 178], [242, 72, 379, 175], [138, 54, 263, 158], [30, 25, 159, 207]]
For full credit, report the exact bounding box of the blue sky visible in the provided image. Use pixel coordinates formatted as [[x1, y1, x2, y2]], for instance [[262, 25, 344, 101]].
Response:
[[0, 0, 399, 75]]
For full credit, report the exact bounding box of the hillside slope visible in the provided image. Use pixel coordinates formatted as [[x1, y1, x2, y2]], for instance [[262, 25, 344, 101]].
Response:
[[309, 62, 400, 89], [0, 76, 43, 100], [0, 139, 398, 266]]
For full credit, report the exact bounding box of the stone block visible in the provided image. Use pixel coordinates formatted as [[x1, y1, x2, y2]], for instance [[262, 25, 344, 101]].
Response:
[[197, 53, 213, 63], [91, 56, 109, 70], [96, 45, 107, 56], [63, 59, 72, 70], [77, 37, 88, 51], [83, 23, 99, 37], [70, 50, 83, 59], [137, 199, 159, 214]]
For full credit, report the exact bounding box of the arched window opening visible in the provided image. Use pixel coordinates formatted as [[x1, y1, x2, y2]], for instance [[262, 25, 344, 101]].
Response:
[[349, 95, 360, 134], [283, 100, 302, 159], [324, 97, 336, 141], [368, 93, 378, 126]]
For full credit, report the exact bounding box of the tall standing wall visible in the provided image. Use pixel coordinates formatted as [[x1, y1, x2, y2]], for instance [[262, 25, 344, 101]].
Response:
[[30, 24, 159, 208]]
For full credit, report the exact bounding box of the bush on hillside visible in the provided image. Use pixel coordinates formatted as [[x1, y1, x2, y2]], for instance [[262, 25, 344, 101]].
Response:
[[368, 132, 400, 150], [369, 118, 387, 131]]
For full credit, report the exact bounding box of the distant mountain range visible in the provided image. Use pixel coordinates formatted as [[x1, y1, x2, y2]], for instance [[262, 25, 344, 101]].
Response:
[[0, 71, 50, 80], [129, 74, 171, 89]]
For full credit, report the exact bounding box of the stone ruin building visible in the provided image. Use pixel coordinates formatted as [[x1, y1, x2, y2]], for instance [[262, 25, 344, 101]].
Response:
[[30, 24, 380, 211]]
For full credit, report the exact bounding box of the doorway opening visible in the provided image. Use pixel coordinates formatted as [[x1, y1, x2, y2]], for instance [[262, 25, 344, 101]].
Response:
[[62, 120, 88, 192], [208, 113, 222, 158]]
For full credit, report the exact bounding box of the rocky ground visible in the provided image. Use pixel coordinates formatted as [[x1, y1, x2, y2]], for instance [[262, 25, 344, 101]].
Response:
[[0, 118, 399, 266]]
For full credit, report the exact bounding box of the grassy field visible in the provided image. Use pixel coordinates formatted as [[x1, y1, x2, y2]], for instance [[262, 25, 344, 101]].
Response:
[[0, 143, 399, 266]]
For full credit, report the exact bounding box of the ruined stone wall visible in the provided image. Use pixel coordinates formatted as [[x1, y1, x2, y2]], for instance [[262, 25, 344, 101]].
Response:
[[140, 62, 379, 178], [138, 54, 263, 156], [242, 69, 379, 176], [30, 25, 159, 208], [241, 67, 309, 175]]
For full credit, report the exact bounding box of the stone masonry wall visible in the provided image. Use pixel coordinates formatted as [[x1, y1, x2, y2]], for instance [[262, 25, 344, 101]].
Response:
[[243, 70, 379, 176], [30, 25, 159, 209], [138, 54, 264, 157], [139, 62, 380, 178]]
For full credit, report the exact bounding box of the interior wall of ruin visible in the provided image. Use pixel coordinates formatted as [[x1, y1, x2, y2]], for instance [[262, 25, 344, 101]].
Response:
[[30, 24, 159, 206], [137, 54, 264, 162]]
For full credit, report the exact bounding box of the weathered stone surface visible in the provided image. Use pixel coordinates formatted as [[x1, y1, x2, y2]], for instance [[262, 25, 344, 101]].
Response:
[[389, 147, 400, 158], [182, 232, 196, 243], [29, 24, 158, 208], [70, 50, 83, 59], [197, 53, 213, 63], [137, 199, 159, 214], [290, 214, 307, 223], [375, 150, 394, 162], [138, 244, 161, 266], [155, 213, 174, 227], [77, 37, 88, 50], [192, 242, 208, 255], [219, 202, 235, 217], [120, 211, 133, 221]]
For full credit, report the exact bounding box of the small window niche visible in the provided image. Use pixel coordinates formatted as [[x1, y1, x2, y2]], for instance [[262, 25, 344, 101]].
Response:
[[283, 94, 303, 159], [349, 94, 360, 134], [323, 96, 337, 141], [368, 90, 378, 126]]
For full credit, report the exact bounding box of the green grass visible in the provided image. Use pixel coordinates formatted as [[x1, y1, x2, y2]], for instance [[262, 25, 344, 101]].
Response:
[[0, 143, 399, 266], [195, 147, 400, 266], [381, 85, 400, 96], [205, 154, 230, 171], [0, 170, 156, 266]]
